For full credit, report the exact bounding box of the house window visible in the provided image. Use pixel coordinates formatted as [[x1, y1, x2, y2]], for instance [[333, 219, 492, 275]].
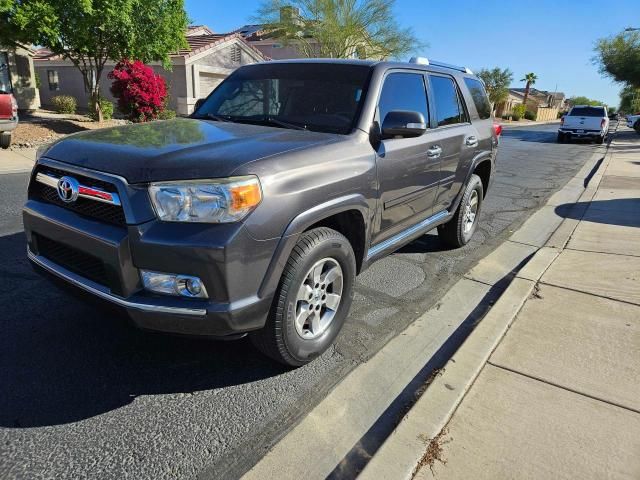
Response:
[[0, 52, 11, 94], [47, 70, 59, 91], [84, 69, 96, 93], [230, 45, 241, 63]]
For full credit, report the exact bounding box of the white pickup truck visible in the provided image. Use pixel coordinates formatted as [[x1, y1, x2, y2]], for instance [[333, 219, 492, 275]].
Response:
[[558, 105, 609, 144], [626, 113, 640, 133]]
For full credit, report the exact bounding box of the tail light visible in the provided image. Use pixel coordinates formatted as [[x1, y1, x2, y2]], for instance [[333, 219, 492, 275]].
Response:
[[493, 123, 502, 137], [10, 95, 18, 117], [600, 118, 606, 129]]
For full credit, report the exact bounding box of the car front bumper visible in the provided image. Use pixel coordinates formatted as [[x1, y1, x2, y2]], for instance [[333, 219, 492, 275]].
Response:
[[23, 197, 279, 338]]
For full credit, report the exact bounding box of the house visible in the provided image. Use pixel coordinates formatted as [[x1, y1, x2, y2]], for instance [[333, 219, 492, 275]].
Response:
[[495, 88, 566, 121], [234, 23, 321, 60], [233, 7, 371, 60], [33, 27, 267, 116], [0, 43, 41, 111]]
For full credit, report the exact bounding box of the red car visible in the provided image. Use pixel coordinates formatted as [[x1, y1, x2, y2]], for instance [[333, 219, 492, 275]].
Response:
[[0, 90, 18, 149]]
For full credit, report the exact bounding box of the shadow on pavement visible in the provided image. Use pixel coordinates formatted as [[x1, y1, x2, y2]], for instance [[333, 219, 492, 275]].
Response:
[[0, 232, 288, 429], [555, 199, 640, 228]]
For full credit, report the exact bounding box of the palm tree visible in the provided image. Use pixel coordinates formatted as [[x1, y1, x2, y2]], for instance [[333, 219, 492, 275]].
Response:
[[521, 72, 538, 107]]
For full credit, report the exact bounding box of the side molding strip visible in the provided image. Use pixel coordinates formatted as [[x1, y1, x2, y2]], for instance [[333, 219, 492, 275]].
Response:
[[367, 210, 449, 260]]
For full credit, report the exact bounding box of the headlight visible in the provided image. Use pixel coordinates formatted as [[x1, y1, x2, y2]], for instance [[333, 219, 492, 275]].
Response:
[[148, 176, 262, 223]]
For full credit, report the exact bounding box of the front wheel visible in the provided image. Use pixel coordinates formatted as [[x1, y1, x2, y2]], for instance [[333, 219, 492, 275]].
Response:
[[438, 174, 484, 248], [250, 227, 356, 367], [0, 132, 11, 149]]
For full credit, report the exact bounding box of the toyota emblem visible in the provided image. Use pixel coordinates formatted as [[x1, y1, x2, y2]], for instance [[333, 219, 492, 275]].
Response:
[[57, 176, 80, 203]]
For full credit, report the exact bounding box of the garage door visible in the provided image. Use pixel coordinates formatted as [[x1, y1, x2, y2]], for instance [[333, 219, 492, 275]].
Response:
[[199, 72, 225, 98]]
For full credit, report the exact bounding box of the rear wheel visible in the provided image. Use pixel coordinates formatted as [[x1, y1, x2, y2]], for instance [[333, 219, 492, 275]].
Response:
[[438, 174, 483, 248], [0, 132, 11, 149], [250, 227, 356, 367], [634, 121, 640, 135], [595, 134, 605, 144], [557, 132, 565, 143]]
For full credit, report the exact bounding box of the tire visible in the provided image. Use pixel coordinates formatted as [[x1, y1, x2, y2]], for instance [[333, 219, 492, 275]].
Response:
[[634, 121, 640, 135], [596, 135, 604, 144], [557, 132, 565, 143], [250, 227, 356, 367], [438, 174, 483, 248], [0, 132, 11, 149]]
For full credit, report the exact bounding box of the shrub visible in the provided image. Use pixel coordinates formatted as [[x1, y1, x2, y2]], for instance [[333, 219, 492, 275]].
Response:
[[157, 109, 177, 120], [51, 95, 77, 114], [524, 110, 536, 121], [108, 59, 168, 122], [88, 98, 114, 121], [511, 104, 526, 121]]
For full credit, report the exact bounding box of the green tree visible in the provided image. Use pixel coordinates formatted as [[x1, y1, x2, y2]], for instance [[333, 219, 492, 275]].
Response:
[[520, 72, 537, 107], [619, 84, 640, 114], [255, 0, 422, 60], [594, 30, 640, 88], [477, 67, 513, 108], [1, 0, 188, 121], [567, 96, 604, 107]]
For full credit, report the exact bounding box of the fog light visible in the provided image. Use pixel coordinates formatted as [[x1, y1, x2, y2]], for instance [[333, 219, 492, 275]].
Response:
[[141, 270, 208, 299]]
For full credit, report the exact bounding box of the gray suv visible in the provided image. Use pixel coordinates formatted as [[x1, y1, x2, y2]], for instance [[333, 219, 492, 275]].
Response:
[[24, 58, 499, 366]]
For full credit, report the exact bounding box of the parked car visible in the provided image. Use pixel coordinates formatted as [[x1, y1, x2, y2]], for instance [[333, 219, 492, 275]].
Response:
[[558, 105, 609, 143], [23, 58, 500, 366], [608, 112, 619, 121], [627, 113, 640, 134], [0, 89, 18, 149]]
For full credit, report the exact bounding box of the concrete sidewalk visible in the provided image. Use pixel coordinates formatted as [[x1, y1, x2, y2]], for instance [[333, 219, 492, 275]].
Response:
[[362, 127, 640, 479], [0, 148, 37, 174]]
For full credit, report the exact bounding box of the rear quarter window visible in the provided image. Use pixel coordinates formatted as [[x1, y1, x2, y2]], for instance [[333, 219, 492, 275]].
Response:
[[569, 107, 605, 117], [463, 78, 491, 119]]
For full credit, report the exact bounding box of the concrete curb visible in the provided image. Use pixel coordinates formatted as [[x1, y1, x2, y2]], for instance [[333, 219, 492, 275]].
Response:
[[359, 130, 617, 480]]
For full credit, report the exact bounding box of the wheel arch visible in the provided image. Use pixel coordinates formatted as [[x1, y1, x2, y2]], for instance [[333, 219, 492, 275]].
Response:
[[257, 194, 370, 298]]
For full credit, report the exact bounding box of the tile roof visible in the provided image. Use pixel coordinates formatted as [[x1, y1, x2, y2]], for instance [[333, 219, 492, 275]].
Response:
[[34, 33, 268, 62]]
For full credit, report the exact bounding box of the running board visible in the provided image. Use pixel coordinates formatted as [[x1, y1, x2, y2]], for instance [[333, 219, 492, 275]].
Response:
[[367, 210, 450, 260]]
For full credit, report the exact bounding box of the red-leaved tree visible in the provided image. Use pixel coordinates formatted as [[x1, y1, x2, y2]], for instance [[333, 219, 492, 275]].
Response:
[[109, 60, 168, 122]]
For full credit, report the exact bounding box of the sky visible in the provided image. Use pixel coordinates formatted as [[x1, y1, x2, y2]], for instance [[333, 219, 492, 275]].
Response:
[[185, 0, 639, 107]]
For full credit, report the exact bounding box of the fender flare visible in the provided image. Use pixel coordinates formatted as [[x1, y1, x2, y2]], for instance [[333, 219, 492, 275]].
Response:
[[450, 151, 494, 215], [257, 193, 370, 298]]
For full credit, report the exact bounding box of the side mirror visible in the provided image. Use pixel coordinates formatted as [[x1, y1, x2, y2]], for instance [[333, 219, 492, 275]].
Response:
[[381, 111, 427, 139], [194, 98, 206, 113]]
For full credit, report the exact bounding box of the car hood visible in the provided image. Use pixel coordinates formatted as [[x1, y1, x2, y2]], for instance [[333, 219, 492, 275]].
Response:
[[42, 118, 342, 183]]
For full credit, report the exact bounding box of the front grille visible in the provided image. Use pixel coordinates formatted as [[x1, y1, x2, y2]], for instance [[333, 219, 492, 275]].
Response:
[[30, 165, 126, 226], [35, 234, 109, 287]]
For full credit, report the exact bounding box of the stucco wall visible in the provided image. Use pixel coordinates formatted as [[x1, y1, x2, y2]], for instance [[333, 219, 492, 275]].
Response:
[[1, 45, 40, 110], [35, 63, 186, 113]]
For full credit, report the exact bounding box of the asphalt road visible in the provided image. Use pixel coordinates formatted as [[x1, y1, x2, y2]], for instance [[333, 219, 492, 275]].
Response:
[[0, 123, 609, 479]]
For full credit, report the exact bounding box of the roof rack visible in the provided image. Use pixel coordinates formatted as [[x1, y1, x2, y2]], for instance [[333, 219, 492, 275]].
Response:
[[409, 57, 473, 75]]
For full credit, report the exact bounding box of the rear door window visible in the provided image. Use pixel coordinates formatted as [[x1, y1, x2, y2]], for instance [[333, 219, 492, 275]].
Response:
[[378, 72, 429, 125], [429, 75, 468, 127], [570, 107, 605, 117], [463, 77, 491, 119]]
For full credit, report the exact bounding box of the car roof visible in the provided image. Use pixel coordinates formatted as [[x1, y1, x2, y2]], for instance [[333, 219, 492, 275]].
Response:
[[253, 58, 479, 79]]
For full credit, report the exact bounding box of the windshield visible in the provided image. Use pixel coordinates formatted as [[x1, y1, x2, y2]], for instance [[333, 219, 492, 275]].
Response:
[[193, 63, 372, 134], [569, 106, 605, 117]]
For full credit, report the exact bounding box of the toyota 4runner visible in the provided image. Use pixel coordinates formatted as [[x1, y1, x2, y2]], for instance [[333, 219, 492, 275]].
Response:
[[24, 58, 499, 366]]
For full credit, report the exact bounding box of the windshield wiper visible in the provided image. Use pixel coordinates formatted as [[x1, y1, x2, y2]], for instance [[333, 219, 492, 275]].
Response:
[[200, 113, 232, 122], [263, 116, 307, 131]]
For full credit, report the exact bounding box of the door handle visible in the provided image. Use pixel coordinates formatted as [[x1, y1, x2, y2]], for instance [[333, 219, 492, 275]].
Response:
[[465, 135, 478, 147], [427, 145, 442, 158]]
